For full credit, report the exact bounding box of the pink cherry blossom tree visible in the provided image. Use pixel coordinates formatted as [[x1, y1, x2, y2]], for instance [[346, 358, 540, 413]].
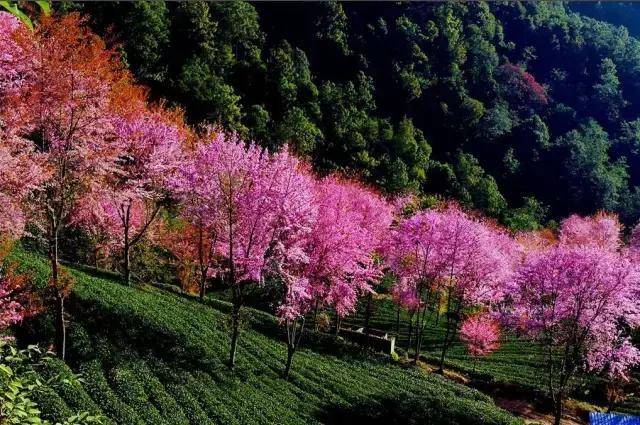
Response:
[[74, 109, 185, 285], [275, 175, 391, 378], [386, 204, 515, 368], [506, 245, 640, 425], [386, 207, 452, 363], [459, 313, 500, 372], [302, 176, 392, 334], [169, 132, 226, 300], [558, 212, 621, 251], [0, 13, 146, 359], [174, 131, 317, 369]]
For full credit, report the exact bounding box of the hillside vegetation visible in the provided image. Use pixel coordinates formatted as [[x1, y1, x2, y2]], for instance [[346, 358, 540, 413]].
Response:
[[76, 1, 640, 227], [3, 3, 640, 425], [11, 249, 520, 425]]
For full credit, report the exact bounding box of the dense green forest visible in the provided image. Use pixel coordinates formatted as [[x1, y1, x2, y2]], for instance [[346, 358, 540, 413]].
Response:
[[63, 1, 640, 229]]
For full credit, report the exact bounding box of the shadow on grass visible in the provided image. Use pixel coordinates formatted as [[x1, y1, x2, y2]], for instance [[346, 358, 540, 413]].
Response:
[[317, 393, 466, 425]]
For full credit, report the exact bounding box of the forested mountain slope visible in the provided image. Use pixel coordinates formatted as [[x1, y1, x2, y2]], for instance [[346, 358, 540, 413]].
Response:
[[66, 1, 640, 228]]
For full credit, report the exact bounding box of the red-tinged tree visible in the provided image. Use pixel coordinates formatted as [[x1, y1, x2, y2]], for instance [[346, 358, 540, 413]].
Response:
[[0, 243, 41, 335], [0, 13, 146, 359], [459, 312, 500, 372], [515, 228, 556, 253], [497, 63, 548, 106], [173, 131, 317, 369], [0, 136, 45, 240], [158, 218, 219, 297], [276, 175, 391, 377], [0, 14, 45, 239], [506, 245, 640, 425]]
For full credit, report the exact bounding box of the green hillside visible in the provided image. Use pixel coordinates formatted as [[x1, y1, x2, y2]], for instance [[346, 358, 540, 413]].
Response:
[[340, 297, 640, 416], [12, 250, 520, 425]]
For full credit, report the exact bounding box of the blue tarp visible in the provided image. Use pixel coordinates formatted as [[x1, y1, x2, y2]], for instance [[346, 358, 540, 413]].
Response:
[[590, 412, 640, 424]]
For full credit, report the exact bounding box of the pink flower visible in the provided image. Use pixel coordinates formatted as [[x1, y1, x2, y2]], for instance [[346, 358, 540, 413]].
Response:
[[507, 244, 640, 380], [559, 212, 621, 252], [460, 313, 501, 357]]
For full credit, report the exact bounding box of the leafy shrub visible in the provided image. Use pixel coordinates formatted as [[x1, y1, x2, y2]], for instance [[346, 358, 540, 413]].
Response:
[[0, 341, 104, 425]]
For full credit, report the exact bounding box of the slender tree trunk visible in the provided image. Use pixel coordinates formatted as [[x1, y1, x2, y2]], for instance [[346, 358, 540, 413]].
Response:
[[284, 344, 295, 379], [553, 393, 563, 425], [414, 287, 430, 363], [123, 240, 130, 286], [438, 318, 452, 374], [313, 300, 319, 331], [334, 315, 341, 336], [198, 223, 206, 300], [229, 289, 241, 370], [438, 291, 456, 373], [121, 202, 160, 286], [199, 273, 206, 300], [49, 230, 65, 360], [414, 306, 422, 363], [283, 318, 305, 379], [395, 306, 400, 336], [406, 311, 414, 352], [363, 292, 373, 347]]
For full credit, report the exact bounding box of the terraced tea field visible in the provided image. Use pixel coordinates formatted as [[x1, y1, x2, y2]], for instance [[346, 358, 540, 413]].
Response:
[[12, 250, 520, 425]]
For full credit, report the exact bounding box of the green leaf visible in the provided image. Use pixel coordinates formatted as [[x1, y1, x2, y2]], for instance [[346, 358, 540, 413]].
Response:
[[35, 0, 50, 16], [0, 1, 34, 30]]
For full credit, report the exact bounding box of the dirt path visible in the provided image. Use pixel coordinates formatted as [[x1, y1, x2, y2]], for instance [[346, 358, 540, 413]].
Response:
[[494, 397, 586, 425], [412, 358, 591, 424]]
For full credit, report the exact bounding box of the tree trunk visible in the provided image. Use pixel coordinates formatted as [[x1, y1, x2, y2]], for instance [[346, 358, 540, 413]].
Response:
[[553, 393, 563, 425], [438, 319, 452, 374], [438, 294, 458, 374], [413, 287, 431, 364], [413, 308, 421, 363], [123, 241, 130, 286], [229, 298, 241, 369], [395, 306, 400, 336], [283, 318, 305, 379], [284, 344, 295, 379], [334, 315, 341, 336], [54, 291, 66, 361], [313, 300, 319, 331], [414, 305, 425, 364], [406, 312, 414, 352], [199, 274, 206, 300], [49, 232, 65, 360], [363, 292, 373, 347]]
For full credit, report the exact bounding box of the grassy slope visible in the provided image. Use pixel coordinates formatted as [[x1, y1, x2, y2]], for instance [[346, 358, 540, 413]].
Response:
[[342, 297, 553, 392], [341, 297, 640, 415], [12, 250, 521, 425]]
